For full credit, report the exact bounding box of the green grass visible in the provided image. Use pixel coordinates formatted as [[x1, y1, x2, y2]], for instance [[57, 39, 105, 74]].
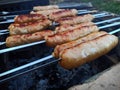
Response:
[[80, 0, 120, 14]]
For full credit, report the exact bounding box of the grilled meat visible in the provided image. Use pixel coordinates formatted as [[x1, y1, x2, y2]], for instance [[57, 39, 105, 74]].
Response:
[[6, 30, 54, 47], [9, 19, 52, 35], [59, 34, 118, 69], [30, 9, 64, 16], [33, 5, 59, 11], [53, 31, 108, 58], [14, 14, 46, 23], [55, 22, 95, 33], [49, 9, 78, 21], [45, 25, 99, 47], [57, 14, 94, 25]]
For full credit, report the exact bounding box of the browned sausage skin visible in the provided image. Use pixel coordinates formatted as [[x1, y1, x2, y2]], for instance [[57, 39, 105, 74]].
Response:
[[9, 19, 52, 35], [59, 34, 118, 69], [49, 9, 78, 21], [33, 5, 59, 11], [30, 9, 64, 17], [14, 14, 46, 23], [56, 14, 94, 25], [55, 22, 95, 33], [6, 30, 54, 47], [53, 31, 108, 58], [45, 25, 99, 47]]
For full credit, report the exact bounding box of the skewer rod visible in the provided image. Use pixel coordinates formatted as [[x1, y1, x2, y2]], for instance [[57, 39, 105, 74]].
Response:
[[0, 29, 8, 33], [0, 12, 110, 24], [0, 21, 120, 53], [0, 28, 120, 77], [0, 55, 53, 77], [99, 22, 120, 29], [1, 14, 119, 34], [95, 17, 120, 25], [109, 28, 120, 34], [0, 40, 45, 54]]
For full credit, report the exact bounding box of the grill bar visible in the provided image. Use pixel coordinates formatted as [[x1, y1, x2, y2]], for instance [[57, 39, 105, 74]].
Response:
[[0, 42, 6, 46], [0, 29, 8, 33], [95, 17, 120, 25], [0, 19, 14, 24], [0, 28, 120, 83], [99, 22, 120, 29], [0, 10, 30, 16], [0, 32, 9, 35], [0, 40, 46, 54], [59, 3, 93, 9], [0, 15, 16, 19], [109, 29, 120, 34]]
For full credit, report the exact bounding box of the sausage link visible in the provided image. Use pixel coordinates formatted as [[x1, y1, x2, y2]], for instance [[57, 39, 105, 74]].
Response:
[[9, 19, 52, 35], [6, 30, 54, 47], [53, 31, 108, 58], [33, 5, 59, 11], [55, 22, 95, 33], [14, 14, 46, 23], [49, 9, 78, 21], [45, 25, 99, 47], [60, 34, 118, 69], [57, 14, 94, 25]]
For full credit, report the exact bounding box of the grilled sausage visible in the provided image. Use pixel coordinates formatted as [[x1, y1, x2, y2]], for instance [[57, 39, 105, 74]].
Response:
[[9, 19, 52, 35], [33, 5, 59, 11], [30, 9, 64, 16], [53, 31, 108, 58], [14, 14, 46, 23], [45, 25, 99, 47], [55, 22, 95, 33], [6, 30, 54, 47], [49, 9, 78, 21], [59, 34, 118, 69], [57, 14, 94, 25]]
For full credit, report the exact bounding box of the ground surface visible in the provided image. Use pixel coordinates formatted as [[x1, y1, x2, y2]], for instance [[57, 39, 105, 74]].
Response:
[[50, 0, 120, 14], [69, 63, 120, 90]]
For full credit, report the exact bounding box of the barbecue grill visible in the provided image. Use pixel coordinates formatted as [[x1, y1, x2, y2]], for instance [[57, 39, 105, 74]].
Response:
[[0, 1, 120, 90]]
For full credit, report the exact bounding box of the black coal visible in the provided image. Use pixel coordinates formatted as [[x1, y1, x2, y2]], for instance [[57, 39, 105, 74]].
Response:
[[0, 42, 115, 90]]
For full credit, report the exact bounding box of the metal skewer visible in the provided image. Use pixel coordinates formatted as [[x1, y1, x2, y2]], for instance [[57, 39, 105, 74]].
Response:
[[0, 29, 8, 33], [0, 10, 94, 24], [0, 12, 116, 34], [0, 21, 120, 54], [0, 15, 17, 19], [0, 11, 111, 24], [0, 28, 120, 80], [1, 16, 120, 34], [77, 10, 97, 14], [0, 40, 46, 53], [0, 32, 9, 35], [0, 9, 95, 19], [99, 22, 120, 29], [95, 17, 120, 25]]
